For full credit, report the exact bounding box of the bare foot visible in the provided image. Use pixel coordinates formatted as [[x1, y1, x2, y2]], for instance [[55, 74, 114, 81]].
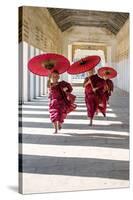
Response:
[[53, 129, 58, 134], [95, 111, 98, 115], [58, 123, 62, 130], [89, 119, 93, 126], [102, 112, 106, 117], [53, 122, 58, 134]]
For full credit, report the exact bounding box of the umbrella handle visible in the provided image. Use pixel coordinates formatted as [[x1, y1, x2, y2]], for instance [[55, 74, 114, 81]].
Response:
[[89, 78, 99, 93], [47, 74, 52, 88], [104, 80, 109, 91], [89, 78, 94, 90]]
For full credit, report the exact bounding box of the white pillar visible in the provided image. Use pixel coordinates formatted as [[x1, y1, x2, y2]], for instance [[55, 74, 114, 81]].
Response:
[[44, 77, 48, 95], [39, 50, 44, 96], [28, 45, 35, 101], [40, 50, 48, 95], [19, 42, 23, 104], [38, 49, 41, 96], [40, 77, 43, 96], [68, 44, 72, 84], [43, 77, 45, 95], [34, 48, 40, 98], [22, 41, 28, 102]]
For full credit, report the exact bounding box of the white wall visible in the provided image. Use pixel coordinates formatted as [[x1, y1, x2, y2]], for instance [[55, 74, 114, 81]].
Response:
[[113, 57, 129, 92], [111, 20, 129, 92], [62, 26, 115, 58], [61, 26, 116, 85]]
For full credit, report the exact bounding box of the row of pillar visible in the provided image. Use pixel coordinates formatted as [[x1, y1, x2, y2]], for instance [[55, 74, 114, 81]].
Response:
[[19, 41, 48, 104], [113, 57, 129, 92]]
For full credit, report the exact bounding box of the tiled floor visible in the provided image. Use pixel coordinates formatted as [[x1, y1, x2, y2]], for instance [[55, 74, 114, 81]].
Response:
[[19, 87, 129, 194]]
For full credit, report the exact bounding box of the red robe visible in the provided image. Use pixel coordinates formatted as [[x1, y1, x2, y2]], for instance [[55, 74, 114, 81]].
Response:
[[49, 81, 76, 123], [97, 79, 114, 115], [96, 78, 107, 116], [84, 74, 105, 119], [104, 79, 114, 101]]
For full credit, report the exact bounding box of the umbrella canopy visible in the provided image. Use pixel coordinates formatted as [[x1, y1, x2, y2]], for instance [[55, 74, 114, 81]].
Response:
[[67, 55, 101, 75], [98, 67, 117, 79], [28, 53, 70, 76]]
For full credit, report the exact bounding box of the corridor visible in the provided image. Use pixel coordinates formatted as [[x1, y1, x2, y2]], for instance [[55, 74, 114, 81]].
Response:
[[18, 6, 130, 195], [19, 87, 129, 194]]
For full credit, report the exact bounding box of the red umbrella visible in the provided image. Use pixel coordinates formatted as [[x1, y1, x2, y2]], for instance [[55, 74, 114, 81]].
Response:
[[28, 53, 70, 76], [67, 55, 101, 74], [98, 67, 117, 79]]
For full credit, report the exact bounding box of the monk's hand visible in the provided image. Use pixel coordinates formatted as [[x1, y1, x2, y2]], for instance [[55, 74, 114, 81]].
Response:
[[48, 74, 51, 80], [92, 87, 97, 92], [87, 79, 91, 84], [63, 87, 68, 92]]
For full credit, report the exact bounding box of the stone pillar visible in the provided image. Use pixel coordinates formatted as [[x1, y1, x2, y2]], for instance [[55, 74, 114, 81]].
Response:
[[28, 45, 35, 101], [68, 44, 72, 84], [43, 77, 45, 95], [44, 77, 48, 95], [40, 77, 44, 96], [22, 41, 28, 102], [38, 50, 41, 97], [34, 48, 40, 98], [39, 50, 44, 96], [19, 42, 23, 104]]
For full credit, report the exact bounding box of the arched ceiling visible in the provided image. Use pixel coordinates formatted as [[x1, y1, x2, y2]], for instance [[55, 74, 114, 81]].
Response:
[[47, 8, 129, 35]]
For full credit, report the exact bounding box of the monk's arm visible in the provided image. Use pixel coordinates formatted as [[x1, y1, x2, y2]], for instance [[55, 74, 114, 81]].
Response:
[[83, 78, 90, 87], [47, 76, 51, 88]]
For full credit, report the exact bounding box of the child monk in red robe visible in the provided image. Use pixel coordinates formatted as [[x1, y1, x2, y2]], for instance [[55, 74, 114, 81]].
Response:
[[47, 70, 77, 133], [103, 76, 114, 103], [97, 77, 114, 116], [83, 68, 105, 126]]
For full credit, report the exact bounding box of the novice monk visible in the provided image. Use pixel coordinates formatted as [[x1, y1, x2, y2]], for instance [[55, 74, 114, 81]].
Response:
[[47, 70, 76, 133], [96, 77, 108, 117], [83, 68, 105, 126], [97, 77, 114, 116], [103, 76, 114, 103]]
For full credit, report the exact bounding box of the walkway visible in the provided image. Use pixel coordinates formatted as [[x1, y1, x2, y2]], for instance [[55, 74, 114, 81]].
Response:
[[19, 87, 129, 194]]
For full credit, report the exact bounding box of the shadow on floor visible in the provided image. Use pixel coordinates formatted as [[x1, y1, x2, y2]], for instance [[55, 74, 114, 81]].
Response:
[[19, 133, 129, 149], [19, 121, 129, 132], [19, 154, 129, 180]]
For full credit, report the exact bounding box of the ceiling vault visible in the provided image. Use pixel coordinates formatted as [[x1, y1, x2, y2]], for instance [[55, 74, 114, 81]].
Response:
[[47, 8, 129, 34]]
